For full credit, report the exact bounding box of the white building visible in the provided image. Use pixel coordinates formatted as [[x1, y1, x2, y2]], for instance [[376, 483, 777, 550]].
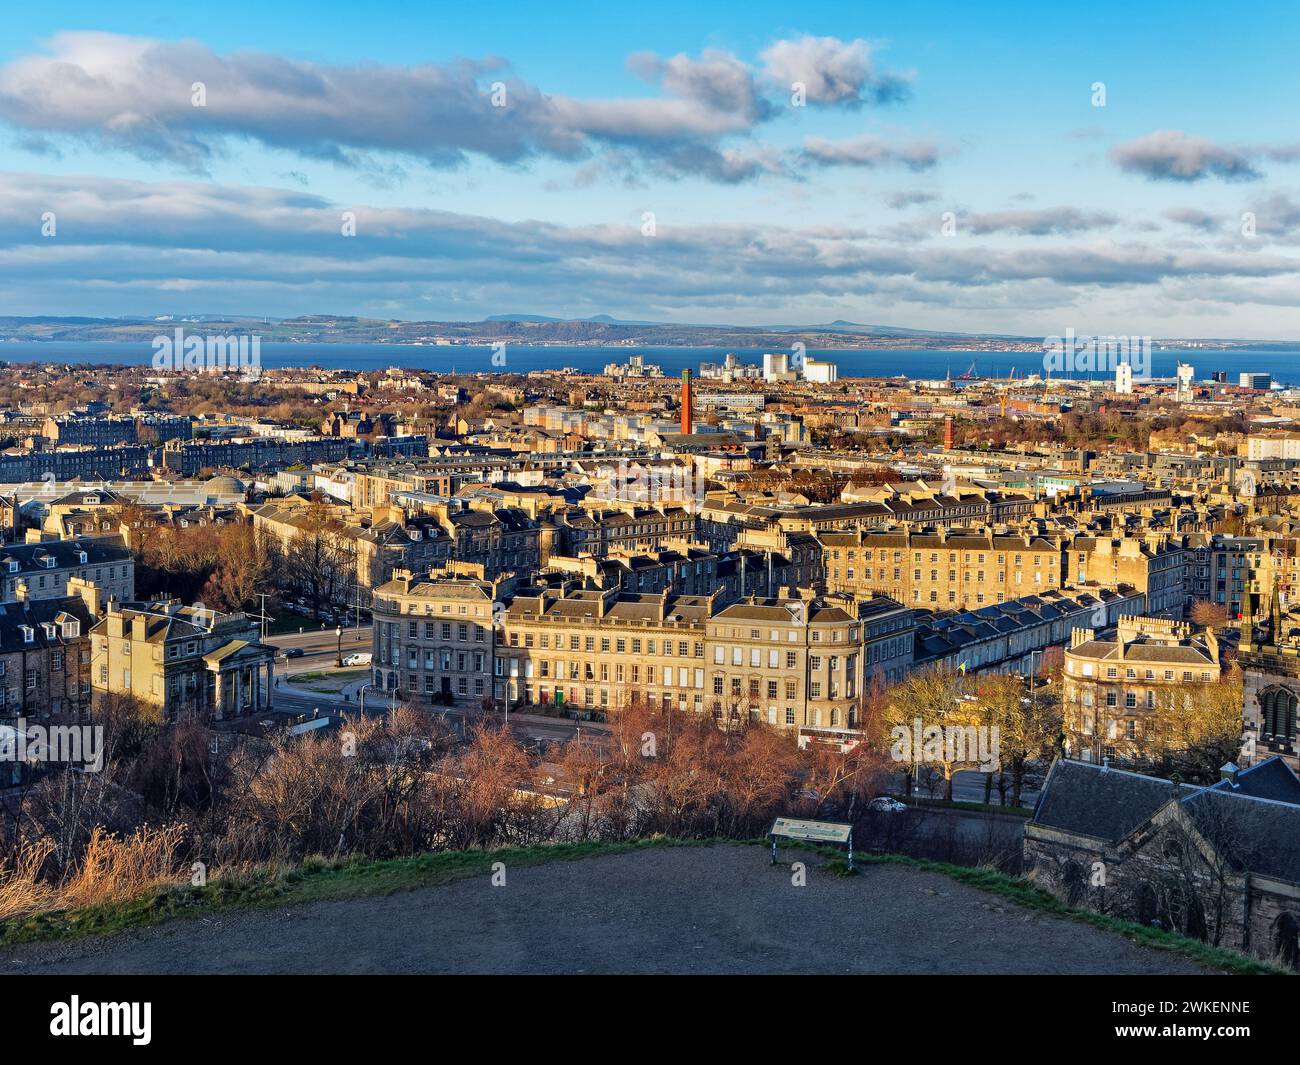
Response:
[[762, 352, 792, 382], [803, 358, 838, 385], [1175, 363, 1194, 402], [1115, 362, 1133, 395]]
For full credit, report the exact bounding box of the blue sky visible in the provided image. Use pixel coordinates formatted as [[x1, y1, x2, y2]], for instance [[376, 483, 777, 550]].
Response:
[[0, 1, 1298, 336]]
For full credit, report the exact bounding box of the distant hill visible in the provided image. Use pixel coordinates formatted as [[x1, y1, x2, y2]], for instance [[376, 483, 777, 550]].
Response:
[[0, 314, 1281, 351], [487, 313, 666, 326]]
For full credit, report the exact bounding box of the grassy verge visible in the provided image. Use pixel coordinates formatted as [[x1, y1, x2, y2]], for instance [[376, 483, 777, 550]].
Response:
[[905, 796, 1034, 818], [264, 609, 319, 636], [288, 668, 368, 689], [0, 837, 1287, 974]]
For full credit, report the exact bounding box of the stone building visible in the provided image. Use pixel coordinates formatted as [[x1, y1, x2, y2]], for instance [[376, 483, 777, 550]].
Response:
[[0, 537, 134, 604], [370, 570, 910, 744], [820, 525, 1065, 610], [1237, 598, 1300, 771], [89, 601, 276, 721], [1025, 757, 1300, 969], [1069, 534, 1187, 617], [1062, 615, 1221, 763], [556, 506, 695, 557], [0, 583, 95, 722], [1184, 533, 1300, 622], [371, 575, 500, 704]]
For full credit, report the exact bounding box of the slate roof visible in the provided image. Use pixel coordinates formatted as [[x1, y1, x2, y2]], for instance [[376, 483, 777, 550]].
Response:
[[1181, 787, 1300, 882], [0, 536, 131, 573], [0, 595, 95, 652], [1209, 757, 1300, 805], [1033, 756, 1300, 883], [1032, 758, 1188, 842]]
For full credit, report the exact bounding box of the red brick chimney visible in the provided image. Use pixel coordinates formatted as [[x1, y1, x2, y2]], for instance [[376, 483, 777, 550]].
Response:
[[943, 416, 954, 450], [680, 369, 693, 436]]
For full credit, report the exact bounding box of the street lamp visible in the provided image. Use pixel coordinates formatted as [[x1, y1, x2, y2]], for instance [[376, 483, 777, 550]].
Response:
[[335, 626, 343, 668]]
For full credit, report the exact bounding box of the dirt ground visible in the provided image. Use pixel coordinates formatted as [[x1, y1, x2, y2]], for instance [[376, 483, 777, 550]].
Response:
[[0, 844, 1213, 975]]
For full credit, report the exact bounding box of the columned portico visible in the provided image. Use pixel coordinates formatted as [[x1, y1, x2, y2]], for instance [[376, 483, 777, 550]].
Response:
[[204, 639, 277, 720]]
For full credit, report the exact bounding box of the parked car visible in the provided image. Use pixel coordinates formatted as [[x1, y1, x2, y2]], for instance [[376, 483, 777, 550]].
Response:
[[280, 647, 305, 659], [867, 797, 908, 813], [342, 652, 372, 667]]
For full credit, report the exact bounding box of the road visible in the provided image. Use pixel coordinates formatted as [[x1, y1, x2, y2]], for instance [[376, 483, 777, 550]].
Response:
[[266, 623, 372, 663], [887, 767, 1041, 810]]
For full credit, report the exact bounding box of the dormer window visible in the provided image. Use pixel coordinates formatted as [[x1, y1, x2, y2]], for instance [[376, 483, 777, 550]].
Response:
[[78, 551, 88, 565], [61, 621, 80, 639], [19, 625, 33, 644], [5, 561, 15, 574], [42, 556, 55, 569], [42, 623, 56, 640]]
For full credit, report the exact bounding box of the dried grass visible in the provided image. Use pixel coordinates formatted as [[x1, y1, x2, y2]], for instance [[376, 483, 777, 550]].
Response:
[[0, 825, 187, 920]]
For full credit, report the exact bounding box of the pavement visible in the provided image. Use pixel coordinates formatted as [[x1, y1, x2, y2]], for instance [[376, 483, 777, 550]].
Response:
[[0, 844, 1214, 975]]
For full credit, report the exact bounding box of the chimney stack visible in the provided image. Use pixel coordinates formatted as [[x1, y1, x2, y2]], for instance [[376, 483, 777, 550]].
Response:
[[680, 369, 693, 436]]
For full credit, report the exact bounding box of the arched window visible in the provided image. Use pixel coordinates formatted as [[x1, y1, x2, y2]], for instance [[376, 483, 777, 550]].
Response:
[[1133, 882, 1159, 927], [1275, 912, 1300, 970], [1261, 687, 1298, 740]]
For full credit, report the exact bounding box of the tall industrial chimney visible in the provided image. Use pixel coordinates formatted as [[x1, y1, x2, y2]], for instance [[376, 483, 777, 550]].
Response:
[[680, 369, 693, 436], [943, 416, 954, 450]]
